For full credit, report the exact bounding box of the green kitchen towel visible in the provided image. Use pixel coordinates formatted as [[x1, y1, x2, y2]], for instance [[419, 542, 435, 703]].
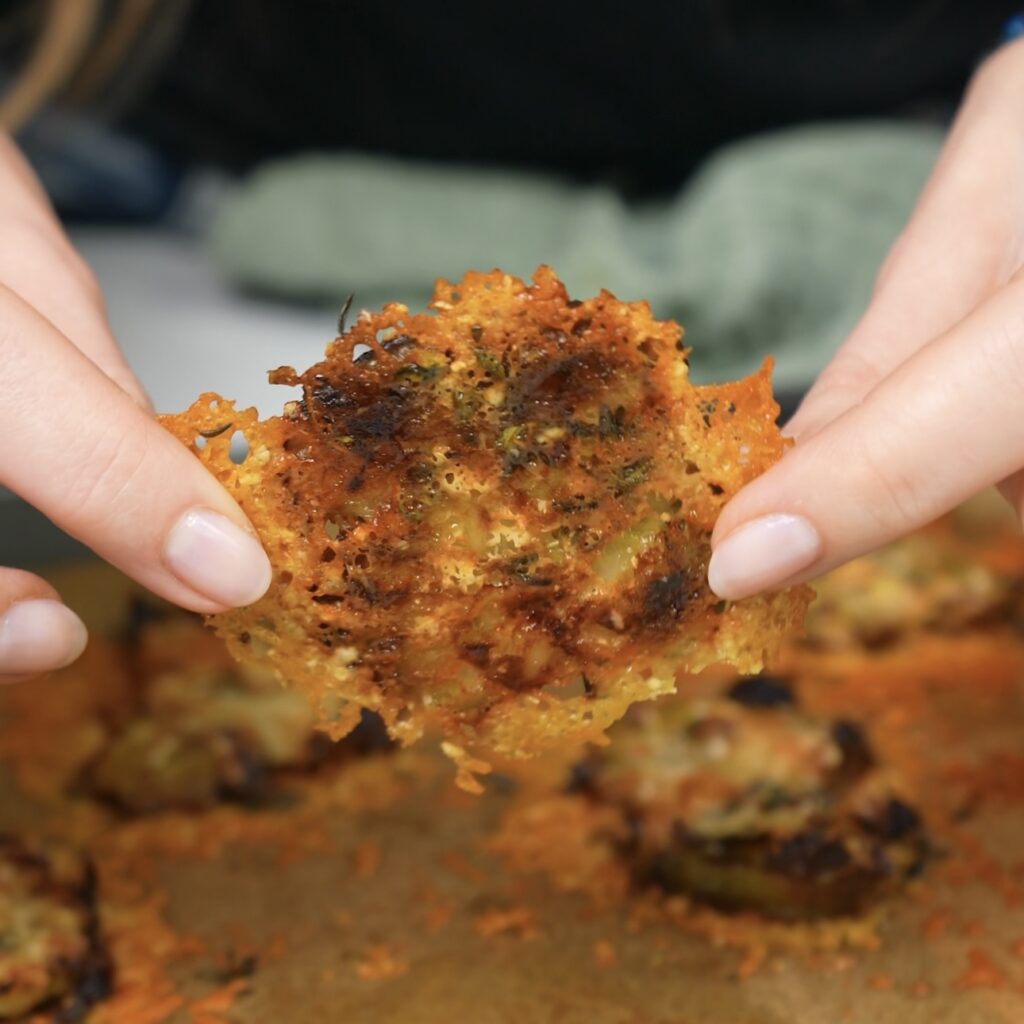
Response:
[[210, 121, 943, 389]]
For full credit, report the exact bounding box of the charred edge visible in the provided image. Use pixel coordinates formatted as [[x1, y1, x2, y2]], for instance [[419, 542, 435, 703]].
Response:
[[565, 758, 598, 795], [644, 833, 904, 920], [857, 798, 922, 842], [763, 830, 852, 878], [218, 733, 274, 805], [344, 394, 411, 444], [382, 333, 417, 357], [53, 861, 113, 1024], [639, 572, 689, 629], [726, 676, 795, 709], [461, 643, 491, 667], [830, 720, 875, 775], [210, 952, 259, 986], [504, 350, 615, 424]]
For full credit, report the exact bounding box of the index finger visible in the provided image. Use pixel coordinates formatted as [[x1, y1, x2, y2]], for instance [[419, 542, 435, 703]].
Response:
[[787, 39, 1024, 443], [0, 283, 271, 613], [0, 133, 149, 408], [708, 270, 1024, 600]]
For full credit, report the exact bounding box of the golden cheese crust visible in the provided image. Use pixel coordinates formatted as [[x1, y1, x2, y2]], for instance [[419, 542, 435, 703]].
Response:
[[536, 680, 927, 920], [162, 267, 810, 762], [0, 838, 107, 1019], [805, 521, 1024, 650]]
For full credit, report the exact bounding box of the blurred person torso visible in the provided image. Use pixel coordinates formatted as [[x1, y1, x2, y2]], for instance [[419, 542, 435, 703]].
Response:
[[123, 0, 1015, 194]]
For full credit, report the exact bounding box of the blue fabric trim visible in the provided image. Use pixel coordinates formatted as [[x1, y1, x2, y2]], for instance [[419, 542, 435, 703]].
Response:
[[1001, 13, 1024, 41]]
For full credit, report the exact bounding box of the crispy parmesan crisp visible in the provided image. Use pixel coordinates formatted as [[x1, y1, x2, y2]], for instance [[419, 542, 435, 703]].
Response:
[[161, 268, 809, 762], [0, 838, 108, 1019]]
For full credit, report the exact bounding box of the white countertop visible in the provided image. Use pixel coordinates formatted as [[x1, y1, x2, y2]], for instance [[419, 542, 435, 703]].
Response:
[[0, 227, 336, 517], [74, 227, 338, 417]]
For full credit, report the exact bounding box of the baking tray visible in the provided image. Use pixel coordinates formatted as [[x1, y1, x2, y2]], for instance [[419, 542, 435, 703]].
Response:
[[4, 392, 1023, 1023], [0, 559, 1022, 1023]]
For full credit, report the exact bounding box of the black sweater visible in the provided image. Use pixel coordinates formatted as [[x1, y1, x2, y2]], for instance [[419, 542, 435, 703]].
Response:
[[129, 1, 1016, 193]]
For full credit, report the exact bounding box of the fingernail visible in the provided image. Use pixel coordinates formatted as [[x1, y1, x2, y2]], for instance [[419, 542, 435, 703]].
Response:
[[708, 514, 822, 600], [164, 508, 272, 608], [0, 600, 88, 676]]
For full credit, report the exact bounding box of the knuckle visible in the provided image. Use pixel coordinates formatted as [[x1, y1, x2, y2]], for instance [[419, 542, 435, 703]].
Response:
[[815, 346, 883, 402], [789, 347, 882, 440], [977, 289, 1024, 384], [0, 220, 104, 307], [848, 429, 927, 533], [64, 424, 150, 518]]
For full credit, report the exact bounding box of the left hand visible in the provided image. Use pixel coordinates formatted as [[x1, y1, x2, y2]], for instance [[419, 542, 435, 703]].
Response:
[[708, 38, 1024, 600]]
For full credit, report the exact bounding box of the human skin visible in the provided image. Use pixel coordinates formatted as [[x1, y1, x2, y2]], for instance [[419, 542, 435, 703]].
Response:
[[0, 133, 271, 682], [2, 38, 1019, 674], [709, 38, 1024, 600]]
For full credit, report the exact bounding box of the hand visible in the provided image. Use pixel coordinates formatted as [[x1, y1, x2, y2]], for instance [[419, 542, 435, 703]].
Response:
[[0, 133, 271, 682], [708, 39, 1024, 601]]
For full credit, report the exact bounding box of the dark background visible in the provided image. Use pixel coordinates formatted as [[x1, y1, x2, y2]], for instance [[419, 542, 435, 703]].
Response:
[[130, 1, 1015, 193]]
